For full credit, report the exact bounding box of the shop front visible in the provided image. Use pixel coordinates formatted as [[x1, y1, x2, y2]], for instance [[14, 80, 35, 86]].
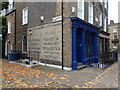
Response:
[[71, 17, 99, 70]]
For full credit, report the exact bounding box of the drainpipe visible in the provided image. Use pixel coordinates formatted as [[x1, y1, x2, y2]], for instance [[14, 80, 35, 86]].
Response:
[[61, 0, 64, 70]]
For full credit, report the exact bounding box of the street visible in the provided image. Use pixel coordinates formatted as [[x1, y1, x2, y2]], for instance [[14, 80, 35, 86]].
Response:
[[1, 59, 118, 88]]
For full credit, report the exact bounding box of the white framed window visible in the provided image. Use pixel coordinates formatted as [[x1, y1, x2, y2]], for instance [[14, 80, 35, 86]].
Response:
[[113, 44, 117, 48], [11, 44, 14, 51], [8, 0, 14, 11], [22, 35, 27, 53], [104, 16, 107, 32], [113, 29, 117, 33], [77, 0, 84, 20], [104, 0, 108, 8], [113, 34, 117, 39], [0, 9, 6, 16], [88, 2, 93, 24], [99, 12, 102, 26], [8, 20, 12, 34], [99, 0, 102, 3], [103, 15, 107, 32], [22, 7, 28, 25]]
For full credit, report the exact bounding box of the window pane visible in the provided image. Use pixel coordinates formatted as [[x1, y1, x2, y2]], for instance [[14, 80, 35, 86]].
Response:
[[22, 8, 28, 25], [8, 20, 11, 34]]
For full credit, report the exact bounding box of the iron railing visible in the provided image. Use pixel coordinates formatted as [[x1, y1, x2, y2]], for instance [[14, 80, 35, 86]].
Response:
[[92, 51, 118, 69]]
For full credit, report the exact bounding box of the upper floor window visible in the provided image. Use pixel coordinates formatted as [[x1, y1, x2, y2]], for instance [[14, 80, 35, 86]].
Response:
[[113, 29, 117, 33], [104, 0, 108, 8], [0, 9, 6, 16], [113, 34, 117, 39], [99, 0, 102, 3], [88, 2, 93, 24], [8, 20, 12, 34], [77, 0, 84, 20], [104, 16, 107, 32], [22, 7, 28, 25], [8, 0, 14, 11], [99, 12, 102, 26]]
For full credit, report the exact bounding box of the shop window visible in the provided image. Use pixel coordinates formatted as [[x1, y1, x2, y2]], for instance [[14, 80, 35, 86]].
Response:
[[85, 32, 94, 58]]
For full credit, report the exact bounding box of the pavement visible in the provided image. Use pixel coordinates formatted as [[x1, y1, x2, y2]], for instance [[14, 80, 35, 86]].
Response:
[[1, 56, 118, 89]]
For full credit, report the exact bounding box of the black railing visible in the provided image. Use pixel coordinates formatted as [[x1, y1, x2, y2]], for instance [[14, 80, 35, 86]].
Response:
[[92, 51, 118, 69]]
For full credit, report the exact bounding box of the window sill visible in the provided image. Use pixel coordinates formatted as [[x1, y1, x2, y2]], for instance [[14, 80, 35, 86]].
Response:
[[7, 33, 11, 34], [22, 23, 28, 26], [22, 52, 27, 54]]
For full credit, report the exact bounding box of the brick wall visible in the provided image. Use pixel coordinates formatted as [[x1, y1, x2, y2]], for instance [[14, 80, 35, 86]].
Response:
[[6, 11, 15, 53]]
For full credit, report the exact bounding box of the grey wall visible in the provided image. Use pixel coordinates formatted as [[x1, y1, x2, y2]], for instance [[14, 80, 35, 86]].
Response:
[[28, 2, 56, 28]]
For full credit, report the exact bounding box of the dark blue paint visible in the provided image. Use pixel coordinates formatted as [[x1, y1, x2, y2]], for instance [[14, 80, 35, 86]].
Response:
[[72, 25, 78, 70], [71, 17, 99, 70]]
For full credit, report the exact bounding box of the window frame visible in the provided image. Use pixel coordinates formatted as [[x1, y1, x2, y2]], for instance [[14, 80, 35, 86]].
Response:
[[8, 20, 12, 34], [8, 0, 14, 11], [113, 29, 117, 33], [77, 0, 84, 20], [99, 11, 102, 26], [88, 2, 93, 24], [103, 16, 107, 32], [113, 34, 118, 40], [22, 7, 28, 25]]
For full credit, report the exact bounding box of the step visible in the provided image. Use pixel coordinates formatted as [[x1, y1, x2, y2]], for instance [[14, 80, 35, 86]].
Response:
[[77, 64, 87, 70]]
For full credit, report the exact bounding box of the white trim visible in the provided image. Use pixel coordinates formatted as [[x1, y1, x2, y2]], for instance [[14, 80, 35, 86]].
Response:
[[38, 62, 72, 71], [10, 59, 72, 71]]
